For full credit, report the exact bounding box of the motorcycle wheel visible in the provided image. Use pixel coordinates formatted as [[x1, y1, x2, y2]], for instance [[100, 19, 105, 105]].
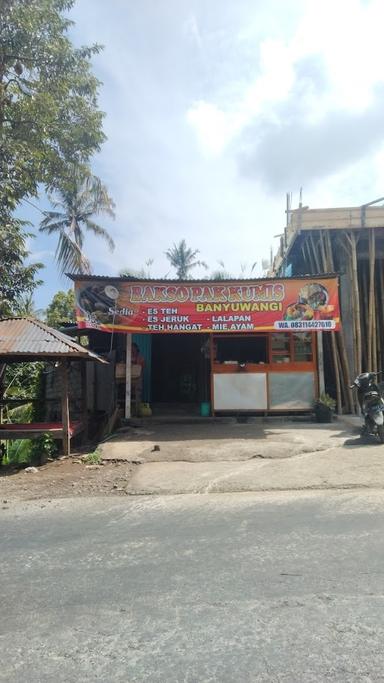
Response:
[[378, 425, 384, 443]]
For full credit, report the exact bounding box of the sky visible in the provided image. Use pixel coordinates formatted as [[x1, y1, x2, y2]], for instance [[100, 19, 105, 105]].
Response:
[[27, 0, 384, 308]]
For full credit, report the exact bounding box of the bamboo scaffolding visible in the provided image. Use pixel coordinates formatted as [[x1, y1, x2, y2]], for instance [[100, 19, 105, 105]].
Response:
[[324, 231, 354, 411], [335, 233, 359, 411]]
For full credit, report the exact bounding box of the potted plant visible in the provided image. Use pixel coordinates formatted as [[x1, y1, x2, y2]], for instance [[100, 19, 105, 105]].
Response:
[[313, 393, 336, 423]]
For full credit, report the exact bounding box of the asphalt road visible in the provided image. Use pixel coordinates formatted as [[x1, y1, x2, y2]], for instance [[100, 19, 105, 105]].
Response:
[[2, 491, 384, 682]]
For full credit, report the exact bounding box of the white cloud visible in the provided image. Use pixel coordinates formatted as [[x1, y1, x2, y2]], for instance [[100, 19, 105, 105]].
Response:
[[186, 102, 236, 157], [187, 0, 384, 160], [25, 0, 384, 307]]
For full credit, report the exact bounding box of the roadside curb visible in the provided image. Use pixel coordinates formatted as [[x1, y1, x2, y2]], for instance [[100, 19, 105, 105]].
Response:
[[335, 414, 361, 432]]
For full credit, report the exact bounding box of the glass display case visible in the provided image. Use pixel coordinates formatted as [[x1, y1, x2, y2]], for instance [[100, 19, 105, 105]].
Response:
[[212, 332, 317, 412]]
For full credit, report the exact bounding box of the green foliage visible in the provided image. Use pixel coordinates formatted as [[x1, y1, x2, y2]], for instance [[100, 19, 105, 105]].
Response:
[[314, 393, 336, 410], [12, 293, 43, 318], [4, 362, 44, 402], [3, 433, 57, 467], [30, 433, 58, 463], [0, 219, 42, 317], [1, 0, 105, 211], [40, 168, 115, 274], [119, 259, 154, 279], [0, 0, 108, 303], [46, 289, 76, 328], [1, 365, 55, 467], [1, 403, 34, 466], [209, 260, 232, 280], [84, 449, 101, 464], [4, 439, 33, 466], [165, 240, 207, 280]]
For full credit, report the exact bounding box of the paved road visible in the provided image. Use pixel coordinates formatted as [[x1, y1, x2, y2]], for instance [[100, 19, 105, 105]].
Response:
[[2, 491, 384, 682]]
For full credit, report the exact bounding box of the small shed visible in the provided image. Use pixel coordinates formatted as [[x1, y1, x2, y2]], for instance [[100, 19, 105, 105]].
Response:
[[0, 317, 107, 455]]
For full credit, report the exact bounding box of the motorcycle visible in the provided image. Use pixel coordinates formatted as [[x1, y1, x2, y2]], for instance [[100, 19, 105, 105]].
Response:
[[350, 372, 384, 442]]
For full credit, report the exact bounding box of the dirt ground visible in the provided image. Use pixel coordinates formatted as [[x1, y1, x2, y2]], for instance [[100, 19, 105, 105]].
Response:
[[0, 456, 136, 504], [0, 418, 355, 503]]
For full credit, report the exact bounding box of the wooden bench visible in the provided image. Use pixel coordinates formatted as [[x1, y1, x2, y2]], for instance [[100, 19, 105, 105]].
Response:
[[0, 421, 83, 441]]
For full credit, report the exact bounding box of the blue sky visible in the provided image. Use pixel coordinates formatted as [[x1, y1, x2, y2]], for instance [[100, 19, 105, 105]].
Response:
[[27, 0, 384, 309]]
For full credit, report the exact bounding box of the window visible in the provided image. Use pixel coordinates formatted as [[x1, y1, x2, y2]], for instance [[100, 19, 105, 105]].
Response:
[[214, 336, 268, 364], [269, 372, 315, 408], [293, 333, 313, 362], [271, 332, 313, 364], [271, 333, 290, 363]]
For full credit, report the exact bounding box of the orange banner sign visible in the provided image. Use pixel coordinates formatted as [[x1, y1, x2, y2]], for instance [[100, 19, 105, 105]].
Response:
[[74, 277, 341, 334]]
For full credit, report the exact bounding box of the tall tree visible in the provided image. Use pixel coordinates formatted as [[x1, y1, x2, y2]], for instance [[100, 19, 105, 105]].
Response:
[[45, 289, 75, 328], [210, 260, 232, 280], [13, 294, 44, 318], [0, 0, 108, 300], [40, 169, 115, 274], [165, 240, 207, 280], [0, 0, 105, 210], [119, 259, 154, 279], [0, 220, 42, 317]]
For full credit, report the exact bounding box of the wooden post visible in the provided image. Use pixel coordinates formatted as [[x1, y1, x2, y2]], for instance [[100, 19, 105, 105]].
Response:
[[317, 331, 325, 395], [61, 361, 70, 456], [81, 360, 88, 443], [125, 334, 132, 419]]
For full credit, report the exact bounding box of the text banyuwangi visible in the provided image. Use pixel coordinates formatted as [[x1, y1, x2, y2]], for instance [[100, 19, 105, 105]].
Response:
[[74, 277, 341, 334]]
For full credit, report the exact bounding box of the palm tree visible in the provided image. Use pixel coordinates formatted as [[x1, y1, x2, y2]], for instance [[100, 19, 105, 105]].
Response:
[[210, 260, 232, 280], [13, 294, 44, 319], [119, 259, 154, 279], [165, 240, 207, 279], [40, 168, 115, 274]]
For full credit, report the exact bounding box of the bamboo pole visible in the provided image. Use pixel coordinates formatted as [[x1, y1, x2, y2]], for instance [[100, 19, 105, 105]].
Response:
[[321, 231, 345, 411], [303, 238, 316, 273], [319, 231, 342, 414], [309, 234, 321, 273], [368, 228, 376, 371], [319, 232, 327, 271], [350, 231, 362, 375], [341, 236, 359, 411], [380, 264, 384, 371], [60, 361, 70, 456], [81, 361, 88, 444], [360, 261, 368, 371], [325, 231, 354, 411], [373, 272, 381, 372]]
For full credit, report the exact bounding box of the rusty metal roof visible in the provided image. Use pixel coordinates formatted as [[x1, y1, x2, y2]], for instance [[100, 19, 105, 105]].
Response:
[[68, 273, 338, 283], [0, 318, 107, 362]]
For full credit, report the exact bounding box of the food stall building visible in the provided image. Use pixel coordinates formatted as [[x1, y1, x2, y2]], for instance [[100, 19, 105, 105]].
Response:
[[70, 274, 341, 418]]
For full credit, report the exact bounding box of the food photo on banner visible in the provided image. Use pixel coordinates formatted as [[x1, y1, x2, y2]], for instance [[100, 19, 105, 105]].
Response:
[[74, 277, 341, 334]]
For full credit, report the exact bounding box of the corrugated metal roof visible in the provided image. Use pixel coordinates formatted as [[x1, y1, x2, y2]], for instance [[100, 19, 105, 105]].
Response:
[[68, 273, 339, 283], [0, 318, 107, 361]]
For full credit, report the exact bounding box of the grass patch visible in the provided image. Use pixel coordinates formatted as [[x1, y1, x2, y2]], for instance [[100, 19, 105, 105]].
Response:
[[2, 439, 33, 466], [84, 449, 102, 465]]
